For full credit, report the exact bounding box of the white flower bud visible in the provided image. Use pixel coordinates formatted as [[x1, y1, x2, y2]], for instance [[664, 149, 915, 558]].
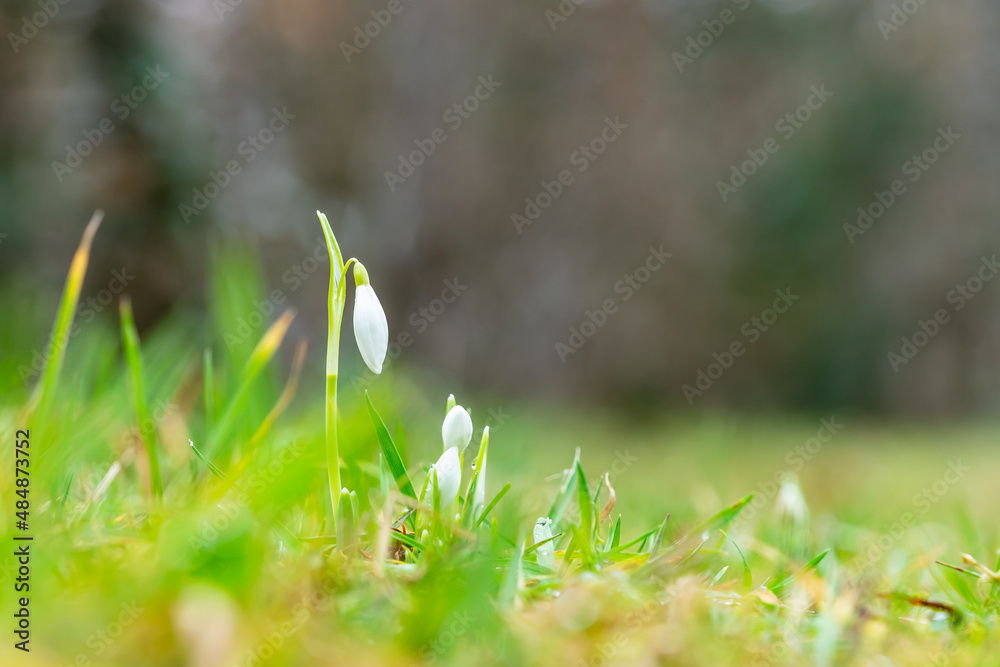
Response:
[[352, 279, 388, 374], [776, 479, 809, 527], [442, 404, 473, 452], [429, 447, 461, 508], [533, 518, 555, 570]]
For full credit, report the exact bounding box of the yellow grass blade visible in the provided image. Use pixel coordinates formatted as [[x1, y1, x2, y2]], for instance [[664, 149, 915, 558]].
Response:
[[26, 210, 103, 419], [207, 308, 296, 460]]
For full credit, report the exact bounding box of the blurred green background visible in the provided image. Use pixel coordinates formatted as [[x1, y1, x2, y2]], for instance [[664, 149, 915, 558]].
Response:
[[2, 0, 999, 417]]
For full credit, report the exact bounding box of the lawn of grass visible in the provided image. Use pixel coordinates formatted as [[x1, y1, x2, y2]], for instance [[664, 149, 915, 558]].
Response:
[[1, 221, 998, 666]]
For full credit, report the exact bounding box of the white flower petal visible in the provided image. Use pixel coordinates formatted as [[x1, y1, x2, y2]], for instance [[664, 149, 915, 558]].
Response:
[[442, 405, 473, 452], [429, 447, 461, 508], [353, 284, 388, 374]]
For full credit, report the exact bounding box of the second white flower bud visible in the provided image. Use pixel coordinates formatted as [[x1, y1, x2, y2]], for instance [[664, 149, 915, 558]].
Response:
[[429, 447, 461, 508], [442, 404, 473, 452]]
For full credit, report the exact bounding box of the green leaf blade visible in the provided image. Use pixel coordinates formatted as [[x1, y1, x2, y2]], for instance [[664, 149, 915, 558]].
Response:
[[364, 392, 416, 500]]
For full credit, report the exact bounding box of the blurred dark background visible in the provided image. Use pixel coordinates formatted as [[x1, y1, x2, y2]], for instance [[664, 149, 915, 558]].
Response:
[[2, 0, 999, 416]]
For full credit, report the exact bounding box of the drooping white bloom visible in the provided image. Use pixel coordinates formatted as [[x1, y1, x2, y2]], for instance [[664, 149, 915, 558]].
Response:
[[428, 446, 461, 508], [353, 279, 388, 374], [442, 405, 473, 452]]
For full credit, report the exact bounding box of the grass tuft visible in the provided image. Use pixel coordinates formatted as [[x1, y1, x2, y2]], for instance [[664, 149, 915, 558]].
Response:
[[119, 295, 162, 501]]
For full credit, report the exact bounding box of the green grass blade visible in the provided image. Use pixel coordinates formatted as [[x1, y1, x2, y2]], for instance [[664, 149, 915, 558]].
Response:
[[607, 515, 621, 553], [378, 453, 391, 501], [58, 472, 75, 510], [390, 529, 424, 553], [524, 532, 562, 557], [603, 527, 658, 558], [208, 309, 295, 459], [548, 448, 580, 529], [119, 296, 162, 500], [337, 488, 358, 549], [647, 514, 670, 561], [317, 211, 345, 289], [364, 392, 416, 500], [940, 567, 981, 611], [500, 532, 526, 608], [189, 439, 226, 480], [690, 493, 756, 537], [575, 460, 595, 566], [27, 210, 103, 420], [476, 483, 512, 527], [203, 347, 215, 429], [244, 339, 308, 451], [461, 467, 481, 527], [464, 426, 489, 524], [770, 548, 829, 594], [721, 531, 753, 591]]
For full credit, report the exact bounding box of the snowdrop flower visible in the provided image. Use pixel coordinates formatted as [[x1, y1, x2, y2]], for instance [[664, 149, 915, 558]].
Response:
[[442, 404, 473, 452], [352, 262, 388, 374], [429, 446, 461, 508], [533, 518, 555, 569], [776, 477, 809, 526]]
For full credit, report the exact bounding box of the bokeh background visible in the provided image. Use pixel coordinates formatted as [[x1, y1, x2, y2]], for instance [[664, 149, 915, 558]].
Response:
[[2, 0, 999, 416]]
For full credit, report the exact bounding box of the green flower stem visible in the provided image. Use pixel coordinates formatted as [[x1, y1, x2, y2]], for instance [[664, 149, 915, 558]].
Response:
[[324, 256, 357, 523], [325, 370, 340, 520]]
